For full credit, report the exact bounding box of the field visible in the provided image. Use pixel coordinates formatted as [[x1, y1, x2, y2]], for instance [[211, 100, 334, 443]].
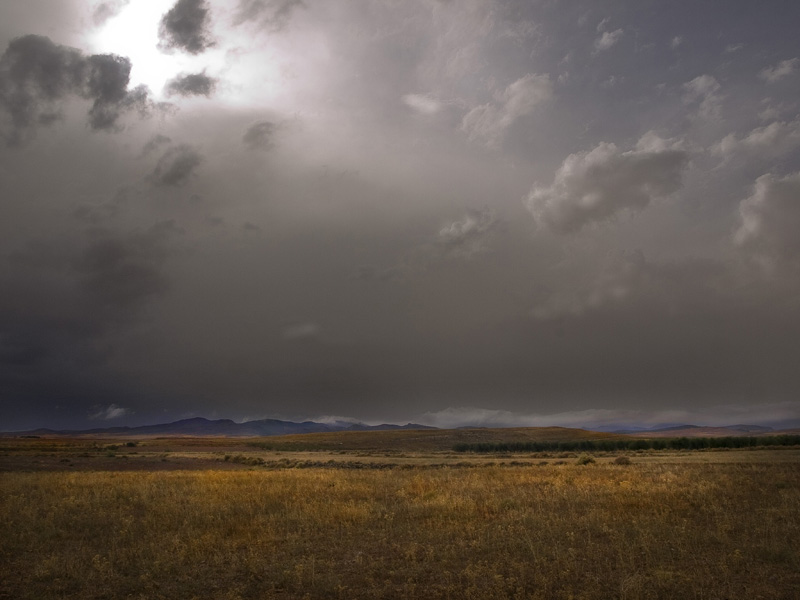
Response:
[[1, 430, 799, 599]]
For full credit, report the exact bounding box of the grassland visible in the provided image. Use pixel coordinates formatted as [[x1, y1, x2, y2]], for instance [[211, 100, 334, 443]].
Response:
[[1, 431, 799, 599]]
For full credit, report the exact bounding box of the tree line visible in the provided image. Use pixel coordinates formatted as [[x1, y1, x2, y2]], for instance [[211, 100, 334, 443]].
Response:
[[453, 435, 800, 453]]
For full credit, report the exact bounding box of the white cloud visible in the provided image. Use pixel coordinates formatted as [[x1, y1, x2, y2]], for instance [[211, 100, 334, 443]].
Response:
[[313, 414, 363, 425], [526, 132, 689, 233], [461, 73, 552, 148], [500, 20, 541, 45], [92, 0, 130, 26], [735, 172, 800, 266], [758, 105, 781, 122], [89, 404, 130, 420], [402, 93, 441, 115], [682, 74, 722, 121], [670, 36, 683, 49], [712, 119, 800, 159], [759, 58, 799, 83], [437, 208, 497, 257], [594, 29, 623, 53], [683, 75, 719, 99]]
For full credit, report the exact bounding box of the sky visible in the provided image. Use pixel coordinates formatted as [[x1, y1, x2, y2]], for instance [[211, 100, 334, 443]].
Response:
[[1, 0, 800, 431]]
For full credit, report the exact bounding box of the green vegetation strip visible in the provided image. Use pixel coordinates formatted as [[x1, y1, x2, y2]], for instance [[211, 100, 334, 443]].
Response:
[[453, 434, 800, 453]]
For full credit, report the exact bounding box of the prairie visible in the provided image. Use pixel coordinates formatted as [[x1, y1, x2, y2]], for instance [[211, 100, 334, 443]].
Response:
[[1, 432, 798, 599]]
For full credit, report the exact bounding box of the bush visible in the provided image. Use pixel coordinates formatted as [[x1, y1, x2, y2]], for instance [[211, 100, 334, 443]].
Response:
[[576, 454, 596, 465], [614, 456, 632, 465]]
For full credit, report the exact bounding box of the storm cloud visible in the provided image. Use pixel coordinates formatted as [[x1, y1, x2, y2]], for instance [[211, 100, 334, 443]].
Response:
[[164, 71, 217, 97], [2, 1, 800, 431], [149, 144, 203, 186], [0, 34, 150, 145], [242, 120, 276, 150], [158, 0, 215, 55]]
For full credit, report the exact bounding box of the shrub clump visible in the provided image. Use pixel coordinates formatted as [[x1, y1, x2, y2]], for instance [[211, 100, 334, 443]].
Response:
[[576, 454, 596, 465], [614, 456, 632, 465]]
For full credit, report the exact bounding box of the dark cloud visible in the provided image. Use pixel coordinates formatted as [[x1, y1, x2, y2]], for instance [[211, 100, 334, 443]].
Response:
[[233, 0, 305, 31], [76, 222, 179, 308], [74, 185, 139, 225], [84, 54, 151, 130], [164, 71, 218, 97], [242, 120, 276, 150], [140, 134, 172, 157], [0, 221, 181, 430], [150, 144, 203, 186], [0, 34, 151, 145], [158, 0, 215, 55], [0, 34, 84, 145], [77, 239, 168, 308]]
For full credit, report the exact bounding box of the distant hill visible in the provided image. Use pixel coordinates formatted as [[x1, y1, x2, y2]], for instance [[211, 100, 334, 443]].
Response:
[[3, 422, 631, 452], [6, 416, 793, 444], [7, 417, 436, 438]]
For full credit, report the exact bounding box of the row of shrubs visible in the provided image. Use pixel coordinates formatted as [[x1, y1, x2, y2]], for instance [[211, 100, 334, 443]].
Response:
[[453, 434, 800, 453], [220, 455, 590, 469]]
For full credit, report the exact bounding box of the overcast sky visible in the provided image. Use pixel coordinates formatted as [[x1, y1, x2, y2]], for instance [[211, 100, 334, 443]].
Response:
[[2, 0, 800, 431]]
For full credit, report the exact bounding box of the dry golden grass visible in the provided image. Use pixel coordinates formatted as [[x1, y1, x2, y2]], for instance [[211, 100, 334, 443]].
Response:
[[1, 460, 798, 599]]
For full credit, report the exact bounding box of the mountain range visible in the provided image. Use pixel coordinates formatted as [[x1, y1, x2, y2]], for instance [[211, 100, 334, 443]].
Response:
[[5, 418, 796, 438], [8, 417, 436, 437]]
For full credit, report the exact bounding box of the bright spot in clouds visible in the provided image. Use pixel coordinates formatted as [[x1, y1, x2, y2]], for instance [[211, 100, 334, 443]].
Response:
[[89, 2, 185, 95], [87, 0, 284, 105]]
